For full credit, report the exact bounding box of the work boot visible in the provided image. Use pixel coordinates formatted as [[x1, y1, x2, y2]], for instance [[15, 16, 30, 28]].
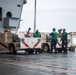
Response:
[[54, 52, 57, 53], [50, 51, 53, 53]]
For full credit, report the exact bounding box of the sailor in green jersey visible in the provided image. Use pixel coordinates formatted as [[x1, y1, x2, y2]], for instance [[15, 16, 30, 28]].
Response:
[[61, 29, 67, 54], [33, 30, 41, 38], [50, 28, 58, 53], [33, 30, 41, 54]]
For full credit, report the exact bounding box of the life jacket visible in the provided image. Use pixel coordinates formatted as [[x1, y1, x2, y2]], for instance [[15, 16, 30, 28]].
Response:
[[51, 31, 58, 40], [34, 32, 41, 38]]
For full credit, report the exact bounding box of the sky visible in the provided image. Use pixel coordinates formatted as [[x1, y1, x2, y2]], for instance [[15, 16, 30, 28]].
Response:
[[18, 0, 76, 32]]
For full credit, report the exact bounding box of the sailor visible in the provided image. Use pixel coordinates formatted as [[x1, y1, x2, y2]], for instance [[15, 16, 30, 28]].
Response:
[[61, 28, 67, 54], [33, 29, 41, 54], [50, 28, 58, 53], [33, 29, 41, 38], [25, 27, 31, 37], [58, 29, 62, 38]]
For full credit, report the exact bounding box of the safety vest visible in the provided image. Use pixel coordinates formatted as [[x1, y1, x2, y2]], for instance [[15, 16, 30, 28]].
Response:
[[34, 32, 41, 38], [51, 31, 58, 40]]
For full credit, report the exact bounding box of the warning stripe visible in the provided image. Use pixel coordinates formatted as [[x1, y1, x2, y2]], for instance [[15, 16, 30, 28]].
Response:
[[0, 42, 8, 49], [22, 42, 30, 48], [22, 42, 40, 48], [57, 42, 70, 46], [57, 42, 62, 46], [33, 42, 40, 48]]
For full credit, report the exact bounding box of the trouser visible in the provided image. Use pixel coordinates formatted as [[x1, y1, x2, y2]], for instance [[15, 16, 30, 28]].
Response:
[[62, 40, 67, 53], [35, 49, 41, 54], [51, 39, 57, 53]]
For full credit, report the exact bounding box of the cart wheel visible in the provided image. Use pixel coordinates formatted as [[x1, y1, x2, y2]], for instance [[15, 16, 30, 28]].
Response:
[[42, 44, 49, 52], [9, 45, 16, 54], [69, 47, 75, 52]]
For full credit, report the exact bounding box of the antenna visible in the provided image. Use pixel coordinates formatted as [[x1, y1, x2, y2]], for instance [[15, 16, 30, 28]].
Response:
[[34, 0, 37, 32]]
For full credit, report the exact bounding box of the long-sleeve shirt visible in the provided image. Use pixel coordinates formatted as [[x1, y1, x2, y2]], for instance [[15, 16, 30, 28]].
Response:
[[61, 32, 67, 41]]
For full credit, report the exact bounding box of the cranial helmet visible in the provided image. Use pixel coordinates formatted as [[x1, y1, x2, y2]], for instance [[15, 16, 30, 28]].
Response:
[[53, 28, 56, 31], [28, 27, 31, 30]]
